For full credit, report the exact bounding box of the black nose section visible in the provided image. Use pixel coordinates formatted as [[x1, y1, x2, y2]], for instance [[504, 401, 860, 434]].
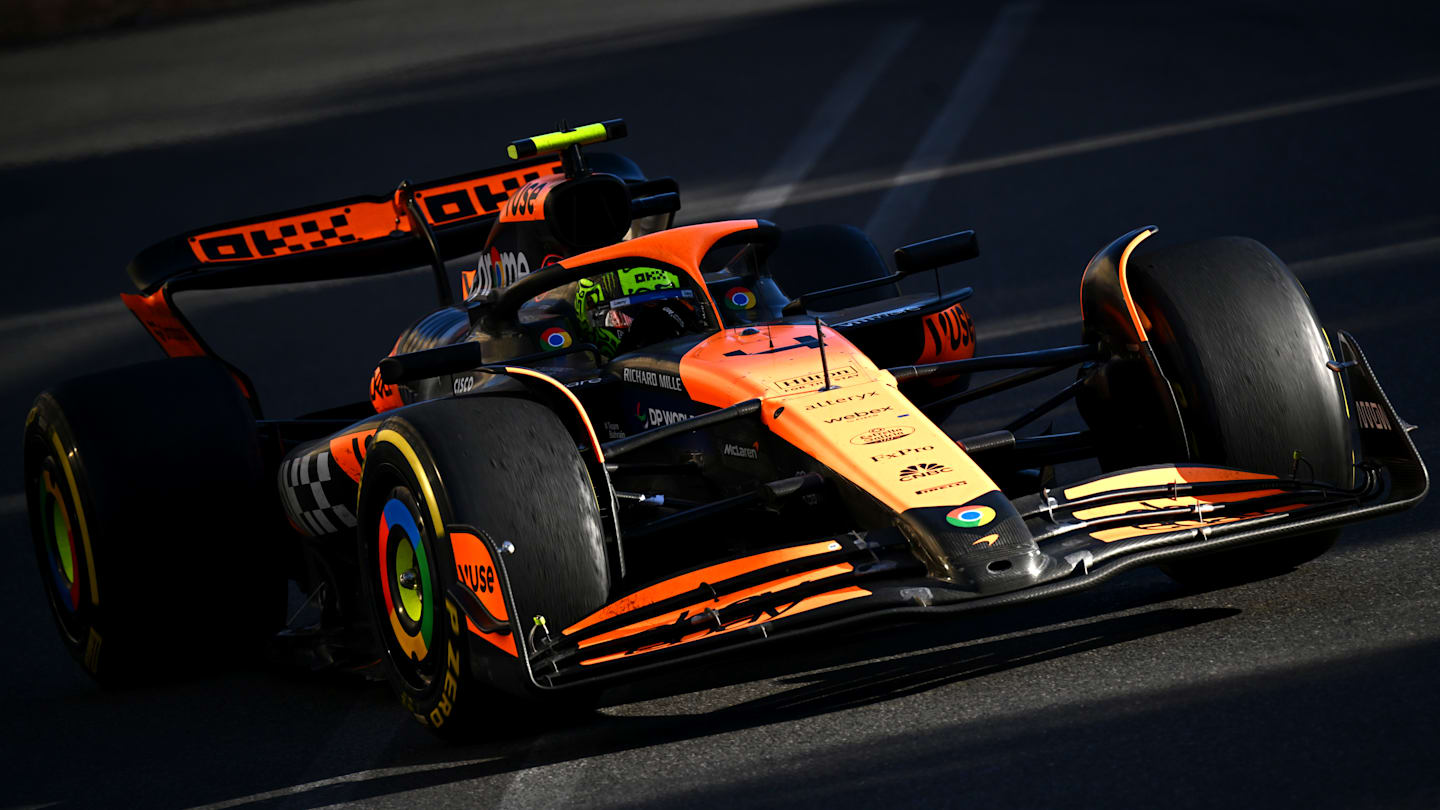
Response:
[[897, 491, 1054, 595]]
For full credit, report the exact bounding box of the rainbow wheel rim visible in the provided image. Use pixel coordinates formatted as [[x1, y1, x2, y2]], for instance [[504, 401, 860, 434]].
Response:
[[724, 287, 756, 310], [41, 469, 79, 613], [393, 534, 424, 624], [378, 496, 434, 662]]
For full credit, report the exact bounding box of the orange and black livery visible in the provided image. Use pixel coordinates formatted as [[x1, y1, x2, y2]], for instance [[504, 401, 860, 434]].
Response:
[[20, 119, 1427, 737]]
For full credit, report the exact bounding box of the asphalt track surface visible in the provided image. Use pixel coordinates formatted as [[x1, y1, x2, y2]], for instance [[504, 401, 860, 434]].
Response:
[[2, 1, 1438, 807]]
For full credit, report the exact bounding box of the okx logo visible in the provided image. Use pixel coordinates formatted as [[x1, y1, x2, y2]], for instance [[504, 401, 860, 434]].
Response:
[[899, 462, 951, 481]]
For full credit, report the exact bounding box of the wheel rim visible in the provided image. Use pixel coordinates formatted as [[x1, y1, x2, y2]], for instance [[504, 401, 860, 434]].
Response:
[[40, 468, 79, 614], [392, 536, 424, 626], [376, 489, 437, 685]]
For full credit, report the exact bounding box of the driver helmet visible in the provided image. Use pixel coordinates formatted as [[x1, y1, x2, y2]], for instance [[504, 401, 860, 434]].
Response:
[[574, 266, 697, 357]]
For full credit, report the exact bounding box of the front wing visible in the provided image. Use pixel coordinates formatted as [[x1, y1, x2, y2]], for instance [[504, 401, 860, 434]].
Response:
[[451, 331, 1426, 691]]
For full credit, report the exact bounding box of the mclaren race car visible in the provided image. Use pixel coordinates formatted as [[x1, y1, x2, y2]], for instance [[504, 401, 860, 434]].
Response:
[[23, 119, 1428, 736]]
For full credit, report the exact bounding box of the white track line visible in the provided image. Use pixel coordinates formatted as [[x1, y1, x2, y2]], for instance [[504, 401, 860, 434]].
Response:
[[683, 72, 1440, 222], [494, 732, 592, 810], [737, 21, 919, 220], [961, 234, 1440, 344], [1290, 235, 1440, 280], [863, 1, 1041, 248], [181, 756, 500, 810]]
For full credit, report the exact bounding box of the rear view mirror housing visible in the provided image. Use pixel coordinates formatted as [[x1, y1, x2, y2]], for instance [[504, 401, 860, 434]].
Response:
[[894, 230, 979, 274]]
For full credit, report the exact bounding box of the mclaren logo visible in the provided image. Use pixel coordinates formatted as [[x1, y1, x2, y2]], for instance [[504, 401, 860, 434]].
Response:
[[722, 442, 760, 460]]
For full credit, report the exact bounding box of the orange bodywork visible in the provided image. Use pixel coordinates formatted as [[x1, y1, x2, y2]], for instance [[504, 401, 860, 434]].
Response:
[[495, 175, 563, 224], [917, 302, 977, 364], [369, 366, 406, 414], [578, 586, 870, 667], [1057, 465, 1291, 543], [577, 562, 855, 649], [1084, 505, 1300, 543], [556, 221, 1003, 516], [1079, 226, 1156, 343], [681, 328, 997, 513], [120, 288, 207, 357], [1116, 228, 1156, 341], [121, 287, 255, 399], [450, 530, 518, 657], [1062, 465, 1276, 500], [328, 427, 378, 484], [564, 538, 848, 635]]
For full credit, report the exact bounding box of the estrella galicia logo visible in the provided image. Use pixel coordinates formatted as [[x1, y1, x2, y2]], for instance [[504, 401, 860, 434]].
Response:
[[899, 462, 951, 481], [850, 425, 915, 445]]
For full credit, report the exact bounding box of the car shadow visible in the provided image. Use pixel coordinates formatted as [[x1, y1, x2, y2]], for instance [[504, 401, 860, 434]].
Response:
[[3, 550, 1231, 810], [220, 601, 1240, 809]]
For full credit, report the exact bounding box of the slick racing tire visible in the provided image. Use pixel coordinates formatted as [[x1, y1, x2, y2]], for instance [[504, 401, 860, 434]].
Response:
[[767, 224, 897, 310], [357, 396, 609, 739], [1123, 237, 1356, 587], [22, 357, 284, 685]]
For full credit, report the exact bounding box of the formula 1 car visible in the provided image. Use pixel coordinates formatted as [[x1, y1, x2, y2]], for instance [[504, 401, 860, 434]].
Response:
[[24, 119, 1427, 736]]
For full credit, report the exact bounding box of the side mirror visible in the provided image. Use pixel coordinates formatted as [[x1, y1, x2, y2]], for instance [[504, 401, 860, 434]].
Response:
[[894, 230, 979, 274]]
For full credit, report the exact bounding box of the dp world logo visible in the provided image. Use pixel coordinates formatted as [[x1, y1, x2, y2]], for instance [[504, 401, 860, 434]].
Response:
[[898, 462, 949, 481]]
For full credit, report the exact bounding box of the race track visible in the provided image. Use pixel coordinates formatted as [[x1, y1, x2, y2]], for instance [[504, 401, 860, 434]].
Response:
[[2, 1, 1438, 807]]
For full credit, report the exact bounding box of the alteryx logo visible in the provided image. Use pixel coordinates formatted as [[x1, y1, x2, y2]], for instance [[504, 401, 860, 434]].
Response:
[[805, 391, 877, 411]]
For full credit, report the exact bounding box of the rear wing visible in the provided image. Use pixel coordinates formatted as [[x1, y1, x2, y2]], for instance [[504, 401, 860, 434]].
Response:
[[127, 156, 563, 294]]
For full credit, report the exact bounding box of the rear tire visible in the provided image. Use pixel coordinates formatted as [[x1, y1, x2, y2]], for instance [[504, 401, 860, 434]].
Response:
[[357, 396, 610, 739], [1122, 237, 1354, 587], [22, 357, 285, 684]]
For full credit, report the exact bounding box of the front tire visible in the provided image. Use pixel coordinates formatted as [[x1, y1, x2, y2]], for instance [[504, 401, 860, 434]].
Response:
[[358, 396, 610, 738], [1122, 237, 1355, 586]]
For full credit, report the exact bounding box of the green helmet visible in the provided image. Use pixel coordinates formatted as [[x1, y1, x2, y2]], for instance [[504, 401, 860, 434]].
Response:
[[574, 266, 698, 356]]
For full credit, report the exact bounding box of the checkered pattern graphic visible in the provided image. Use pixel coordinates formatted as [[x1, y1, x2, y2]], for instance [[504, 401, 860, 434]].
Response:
[[279, 450, 357, 537]]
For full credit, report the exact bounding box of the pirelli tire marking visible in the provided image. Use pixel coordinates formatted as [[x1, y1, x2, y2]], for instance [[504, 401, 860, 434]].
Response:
[[418, 599, 465, 729], [280, 450, 357, 536]]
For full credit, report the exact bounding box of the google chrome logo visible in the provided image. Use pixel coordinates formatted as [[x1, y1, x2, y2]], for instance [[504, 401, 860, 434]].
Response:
[[724, 287, 756, 310], [946, 505, 995, 528], [541, 327, 572, 350]]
